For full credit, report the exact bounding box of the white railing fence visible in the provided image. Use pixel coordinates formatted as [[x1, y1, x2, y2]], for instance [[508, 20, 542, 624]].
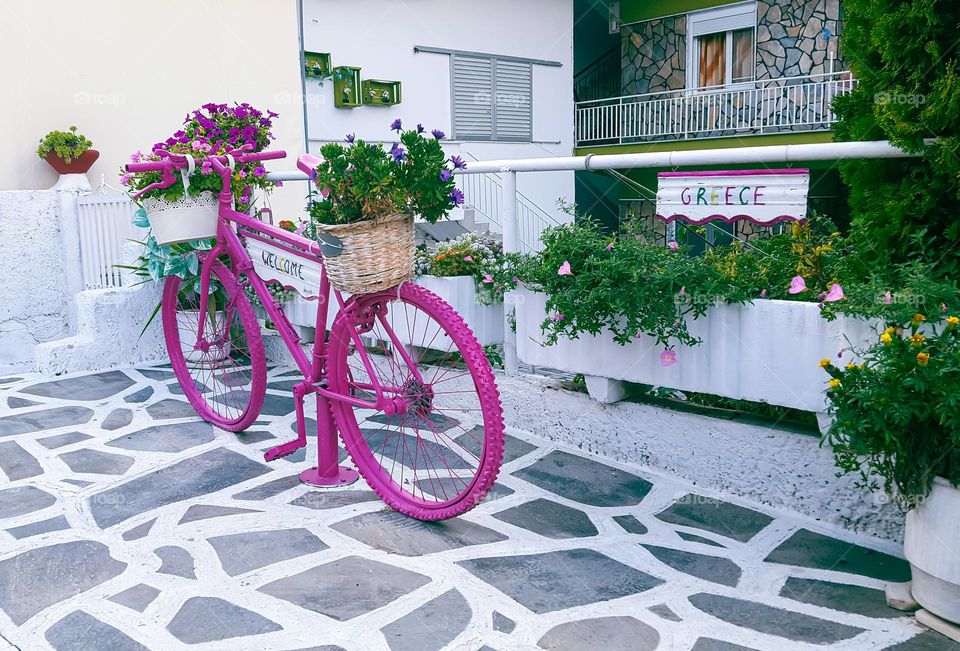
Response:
[[458, 155, 562, 253], [77, 192, 140, 289], [576, 72, 857, 146]]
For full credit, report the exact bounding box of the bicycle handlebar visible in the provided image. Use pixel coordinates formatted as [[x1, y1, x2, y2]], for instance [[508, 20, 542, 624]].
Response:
[[125, 149, 287, 173]]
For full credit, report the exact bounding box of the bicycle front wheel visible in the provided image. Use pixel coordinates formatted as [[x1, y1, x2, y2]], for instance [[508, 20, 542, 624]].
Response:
[[327, 283, 505, 520], [162, 260, 266, 431]]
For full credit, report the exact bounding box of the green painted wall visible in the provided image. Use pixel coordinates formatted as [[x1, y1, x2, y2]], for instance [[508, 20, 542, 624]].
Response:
[[620, 0, 737, 24]]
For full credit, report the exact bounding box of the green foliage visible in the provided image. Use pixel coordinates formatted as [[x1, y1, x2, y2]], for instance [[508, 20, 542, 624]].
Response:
[[832, 0, 960, 268], [37, 126, 92, 163], [822, 316, 960, 507], [309, 123, 458, 226]]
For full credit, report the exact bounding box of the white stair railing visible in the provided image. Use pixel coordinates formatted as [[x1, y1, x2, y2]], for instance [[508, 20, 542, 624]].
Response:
[[77, 192, 140, 289]]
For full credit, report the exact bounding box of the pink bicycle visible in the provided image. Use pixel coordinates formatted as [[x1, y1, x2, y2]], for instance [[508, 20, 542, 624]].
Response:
[[127, 148, 505, 520]]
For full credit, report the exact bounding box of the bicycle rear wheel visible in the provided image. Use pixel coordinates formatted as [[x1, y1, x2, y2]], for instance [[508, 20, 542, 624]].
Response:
[[327, 283, 505, 520], [162, 260, 266, 431]]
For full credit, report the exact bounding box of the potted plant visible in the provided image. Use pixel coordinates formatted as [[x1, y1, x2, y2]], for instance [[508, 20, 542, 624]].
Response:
[[123, 102, 280, 245], [822, 313, 960, 626], [37, 126, 98, 174], [413, 232, 511, 345], [307, 120, 462, 294]]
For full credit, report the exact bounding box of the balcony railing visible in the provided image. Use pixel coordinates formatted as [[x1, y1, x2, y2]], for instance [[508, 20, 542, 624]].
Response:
[[575, 72, 856, 147]]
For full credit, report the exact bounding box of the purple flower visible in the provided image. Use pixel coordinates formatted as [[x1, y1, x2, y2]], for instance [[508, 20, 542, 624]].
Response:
[[390, 118, 402, 132], [431, 129, 446, 139], [450, 155, 467, 170], [253, 166, 266, 177], [659, 349, 678, 367], [439, 169, 453, 182], [345, 133, 356, 143], [449, 188, 465, 206], [200, 161, 213, 175], [416, 123, 425, 133], [390, 143, 406, 162]]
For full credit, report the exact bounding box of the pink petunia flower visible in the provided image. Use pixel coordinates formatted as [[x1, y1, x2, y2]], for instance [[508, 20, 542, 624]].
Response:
[[482, 274, 494, 284], [788, 276, 807, 294], [557, 260, 572, 276], [667, 241, 679, 251], [463, 255, 474, 263], [659, 349, 678, 367], [824, 283, 844, 302]]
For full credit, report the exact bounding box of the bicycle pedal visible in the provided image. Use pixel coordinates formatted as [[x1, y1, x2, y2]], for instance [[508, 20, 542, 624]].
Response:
[[263, 439, 305, 462]]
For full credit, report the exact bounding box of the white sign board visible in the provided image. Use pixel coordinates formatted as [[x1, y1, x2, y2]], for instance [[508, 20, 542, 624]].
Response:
[[245, 237, 324, 299], [656, 169, 809, 225]]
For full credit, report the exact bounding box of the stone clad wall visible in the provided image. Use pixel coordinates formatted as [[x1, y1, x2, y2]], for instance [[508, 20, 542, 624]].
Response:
[[621, 15, 686, 96], [620, 0, 846, 93], [756, 0, 844, 80]]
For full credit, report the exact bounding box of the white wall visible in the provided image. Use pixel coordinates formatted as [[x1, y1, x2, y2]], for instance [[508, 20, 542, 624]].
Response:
[[0, 0, 307, 220], [301, 0, 576, 222]]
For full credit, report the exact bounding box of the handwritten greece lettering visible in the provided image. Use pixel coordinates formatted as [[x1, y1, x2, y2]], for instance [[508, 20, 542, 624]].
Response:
[[679, 185, 766, 206], [261, 249, 305, 280]]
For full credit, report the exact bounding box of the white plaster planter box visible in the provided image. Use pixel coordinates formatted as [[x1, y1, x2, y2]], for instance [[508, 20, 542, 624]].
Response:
[[515, 288, 879, 414], [281, 276, 503, 348], [414, 275, 503, 346]]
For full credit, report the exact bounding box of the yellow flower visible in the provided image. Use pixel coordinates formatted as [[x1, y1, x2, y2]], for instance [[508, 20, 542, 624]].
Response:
[[947, 316, 959, 329], [910, 333, 925, 346], [819, 358, 832, 368], [884, 326, 896, 335], [917, 352, 930, 366], [828, 378, 841, 389], [846, 363, 856, 370], [913, 313, 926, 324], [880, 333, 893, 345]]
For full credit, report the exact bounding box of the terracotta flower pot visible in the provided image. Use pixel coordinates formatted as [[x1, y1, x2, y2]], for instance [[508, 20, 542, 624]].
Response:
[[44, 149, 99, 174]]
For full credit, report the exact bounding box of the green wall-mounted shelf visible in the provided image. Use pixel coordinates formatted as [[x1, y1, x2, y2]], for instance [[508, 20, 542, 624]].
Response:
[[361, 79, 402, 106], [333, 66, 362, 108], [304, 51, 331, 79]]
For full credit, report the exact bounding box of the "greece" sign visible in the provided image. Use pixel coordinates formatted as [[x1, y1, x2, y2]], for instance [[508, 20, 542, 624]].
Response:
[[655, 169, 809, 225], [245, 238, 324, 299]]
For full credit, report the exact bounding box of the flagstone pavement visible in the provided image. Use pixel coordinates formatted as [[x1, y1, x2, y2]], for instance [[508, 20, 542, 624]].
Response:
[[0, 364, 958, 651]]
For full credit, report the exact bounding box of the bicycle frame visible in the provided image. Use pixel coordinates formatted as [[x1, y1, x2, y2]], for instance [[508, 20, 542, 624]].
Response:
[[134, 150, 423, 486]]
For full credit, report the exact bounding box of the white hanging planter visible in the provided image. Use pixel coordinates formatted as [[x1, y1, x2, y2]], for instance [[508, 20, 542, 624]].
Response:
[[143, 191, 219, 245], [176, 309, 231, 363], [904, 477, 960, 626], [515, 288, 878, 414]]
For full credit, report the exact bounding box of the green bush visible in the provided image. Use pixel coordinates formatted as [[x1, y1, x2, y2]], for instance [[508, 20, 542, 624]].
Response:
[[832, 0, 960, 271], [37, 126, 93, 163]]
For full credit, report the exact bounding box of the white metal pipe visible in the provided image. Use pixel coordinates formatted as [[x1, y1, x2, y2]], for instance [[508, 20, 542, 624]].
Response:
[[501, 171, 519, 376], [458, 140, 925, 175]]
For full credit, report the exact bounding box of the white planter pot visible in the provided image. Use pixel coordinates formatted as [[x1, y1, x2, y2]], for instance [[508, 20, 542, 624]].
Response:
[[143, 191, 219, 245], [176, 310, 230, 363], [515, 288, 878, 413], [415, 275, 503, 346], [904, 477, 960, 624]]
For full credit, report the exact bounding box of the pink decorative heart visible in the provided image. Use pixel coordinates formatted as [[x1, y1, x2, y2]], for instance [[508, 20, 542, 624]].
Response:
[[788, 276, 807, 294], [824, 283, 844, 302], [557, 261, 573, 276]]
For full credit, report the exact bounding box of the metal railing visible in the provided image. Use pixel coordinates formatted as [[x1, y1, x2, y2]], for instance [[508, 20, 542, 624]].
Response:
[[77, 191, 141, 289], [574, 45, 621, 103], [575, 72, 856, 146], [458, 155, 562, 253]]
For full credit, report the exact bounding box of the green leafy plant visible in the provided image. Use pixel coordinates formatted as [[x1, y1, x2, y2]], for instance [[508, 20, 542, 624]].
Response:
[[822, 313, 960, 507], [122, 102, 279, 214], [37, 126, 93, 163], [309, 121, 461, 226]]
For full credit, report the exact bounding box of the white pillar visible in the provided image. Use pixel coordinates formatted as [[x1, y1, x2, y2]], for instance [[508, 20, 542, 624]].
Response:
[[501, 170, 519, 375]]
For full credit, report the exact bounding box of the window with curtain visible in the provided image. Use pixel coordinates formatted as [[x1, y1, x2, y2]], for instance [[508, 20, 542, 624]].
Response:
[[689, 2, 757, 89]]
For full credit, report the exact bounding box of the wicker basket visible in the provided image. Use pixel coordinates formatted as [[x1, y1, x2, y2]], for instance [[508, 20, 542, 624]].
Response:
[[316, 213, 415, 294]]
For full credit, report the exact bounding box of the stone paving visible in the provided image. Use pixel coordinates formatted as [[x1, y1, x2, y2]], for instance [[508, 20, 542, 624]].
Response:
[[0, 365, 958, 650]]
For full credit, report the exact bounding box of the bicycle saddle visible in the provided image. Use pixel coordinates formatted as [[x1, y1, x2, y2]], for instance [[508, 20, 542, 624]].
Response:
[[297, 153, 322, 179]]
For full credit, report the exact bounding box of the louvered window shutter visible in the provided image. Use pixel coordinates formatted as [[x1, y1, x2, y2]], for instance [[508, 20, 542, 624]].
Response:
[[452, 56, 494, 140], [494, 60, 532, 141]]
